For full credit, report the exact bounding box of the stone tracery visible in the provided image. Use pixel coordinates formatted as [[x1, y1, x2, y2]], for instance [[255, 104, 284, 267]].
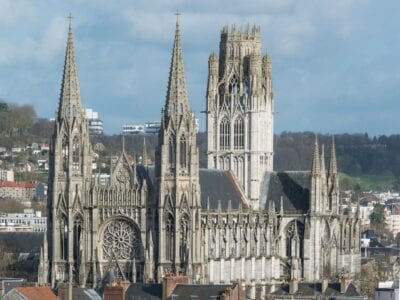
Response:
[[102, 219, 140, 260]]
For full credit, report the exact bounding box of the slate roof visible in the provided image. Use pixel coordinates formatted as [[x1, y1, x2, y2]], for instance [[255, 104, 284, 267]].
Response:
[[139, 166, 245, 210], [260, 171, 310, 213], [272, 282, 364, 298], [125, 283, 162, 300], [0, 278, 25, 295], [198, 169, 244, 209], [169, 284, 232, 299], [72, 288, 102, 300]]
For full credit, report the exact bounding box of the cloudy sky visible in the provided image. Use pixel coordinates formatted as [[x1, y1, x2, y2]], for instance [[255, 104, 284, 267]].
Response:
[[0, 0, 399, 135]]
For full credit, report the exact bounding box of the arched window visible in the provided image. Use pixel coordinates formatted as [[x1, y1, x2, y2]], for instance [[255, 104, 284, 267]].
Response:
[[286, 221, 304, 258], [166, 213, 174, 261], [229, 75, 239, 105], [219, 157, 224, 169], [72, 136, 80, 171], [62, 135, 68, 172], [238, 157, 244, 185], [234, 117, 244, 150], [168, 136, 175, 171], [219, 118, 230, 150], [224, 157, 230, 170], [179, 135, 187, 168], [179, 214, 190, 267], [60, 215, 68, 260], [73, 216, 83, 266]]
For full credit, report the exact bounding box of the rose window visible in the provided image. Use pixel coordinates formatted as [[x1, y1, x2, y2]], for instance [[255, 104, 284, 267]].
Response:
[[102, 219, 140, 260]]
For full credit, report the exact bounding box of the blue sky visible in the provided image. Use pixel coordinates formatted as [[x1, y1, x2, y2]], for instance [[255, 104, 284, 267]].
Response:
[[0, 0, 399, 135]]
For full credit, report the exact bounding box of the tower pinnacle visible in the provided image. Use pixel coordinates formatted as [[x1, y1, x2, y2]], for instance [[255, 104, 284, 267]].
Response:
[[311, 136, 320, 175], [329, 136, 338, 174], [165, 13, 189, 115], [58, 15, 82, 121]]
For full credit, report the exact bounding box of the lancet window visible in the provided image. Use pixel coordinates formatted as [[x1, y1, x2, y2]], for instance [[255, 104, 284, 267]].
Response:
[[219, 118, 230, 150], [166, 213, 174, 261], [60, 215, 68, 260], [62, 136, 68, 172], [229, 75, 239, 105], [72, 136, 80, 171], [234, 117, 244, 150], [73, 216, 83, 264], [179, 135, 187, 168], [168, 136, 175, 171], [179, 214, 190, 265], [285, 221, 304, 258]]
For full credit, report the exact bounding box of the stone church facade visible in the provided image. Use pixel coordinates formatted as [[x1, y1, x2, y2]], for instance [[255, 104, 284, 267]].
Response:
[[40, 18, 361, 296]]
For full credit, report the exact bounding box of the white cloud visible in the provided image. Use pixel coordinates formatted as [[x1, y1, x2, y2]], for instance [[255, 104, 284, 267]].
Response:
[[0, 0, 36, 25]]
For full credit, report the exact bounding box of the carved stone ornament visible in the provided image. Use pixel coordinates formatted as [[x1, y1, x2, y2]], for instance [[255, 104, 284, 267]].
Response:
[[116, 168, 129, 183], [102, 219, 139, 260]]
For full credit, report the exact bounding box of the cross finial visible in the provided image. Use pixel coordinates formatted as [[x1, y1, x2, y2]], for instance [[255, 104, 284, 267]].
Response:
[[68, 13, 73, 28], [175, 11, 180, 23]]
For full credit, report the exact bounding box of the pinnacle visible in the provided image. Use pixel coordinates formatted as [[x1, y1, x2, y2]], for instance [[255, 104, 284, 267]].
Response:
[[329, 136, 338, 174], [311, 136, 320, 175], [320, 144, 326, 175]]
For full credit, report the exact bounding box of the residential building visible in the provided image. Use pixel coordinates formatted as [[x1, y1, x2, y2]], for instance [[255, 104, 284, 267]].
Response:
[[375, 281, 400, 300], [0, 169, 14, 182], [0, 181, 37, 202]]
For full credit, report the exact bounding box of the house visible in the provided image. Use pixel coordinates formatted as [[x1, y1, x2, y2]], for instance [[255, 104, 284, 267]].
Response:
[[0, 181, 37, 202], [2, 286, 56, 300]]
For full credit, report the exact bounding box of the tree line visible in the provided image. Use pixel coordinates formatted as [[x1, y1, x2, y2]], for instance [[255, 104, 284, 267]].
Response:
[[1, 99, 400, 180], [92, 131, 400, 178]]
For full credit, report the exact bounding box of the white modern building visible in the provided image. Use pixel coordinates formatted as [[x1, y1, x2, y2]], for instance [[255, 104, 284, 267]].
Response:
[[123, 123, 145, 134], [144, 121, 161, 134], [0, 209, 47, 232], [85, 108, 103, 135]]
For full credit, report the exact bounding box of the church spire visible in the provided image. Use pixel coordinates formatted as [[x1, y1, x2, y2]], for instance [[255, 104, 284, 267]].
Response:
[[329, 136, 338, 175], [164, 12, 189, 115], [311, 136, 320, 175], [58, 14, 82, 120]]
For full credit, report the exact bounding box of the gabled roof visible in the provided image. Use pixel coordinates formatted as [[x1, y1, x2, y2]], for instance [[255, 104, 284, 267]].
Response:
[[125, 283, 162, 299], [72, 287, 102, 300], [199, 169, 246, 209], [2, 286, 56, 300], [0, 181, 37, 188], [141, 166, 246, 210], [260, 171, 310, 213], [271, 282, 364, 298], [169, 284, 232, 299]]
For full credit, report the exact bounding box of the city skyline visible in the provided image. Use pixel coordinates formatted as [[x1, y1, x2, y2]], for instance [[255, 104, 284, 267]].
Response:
[[0, 0, 399, 135]]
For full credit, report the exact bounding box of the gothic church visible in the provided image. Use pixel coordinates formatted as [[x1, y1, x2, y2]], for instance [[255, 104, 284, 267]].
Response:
[[40, 17, 361, 296]]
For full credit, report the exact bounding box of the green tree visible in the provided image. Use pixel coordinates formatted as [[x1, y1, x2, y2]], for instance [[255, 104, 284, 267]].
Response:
[[370, 203, 385, 225]]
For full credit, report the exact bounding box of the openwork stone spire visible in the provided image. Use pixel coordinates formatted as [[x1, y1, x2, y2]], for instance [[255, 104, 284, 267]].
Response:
[[165, 13, 189, 115], [311, 136, 320, 175], [329, 136, 338, 175], [58, 14, 82, 120]]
